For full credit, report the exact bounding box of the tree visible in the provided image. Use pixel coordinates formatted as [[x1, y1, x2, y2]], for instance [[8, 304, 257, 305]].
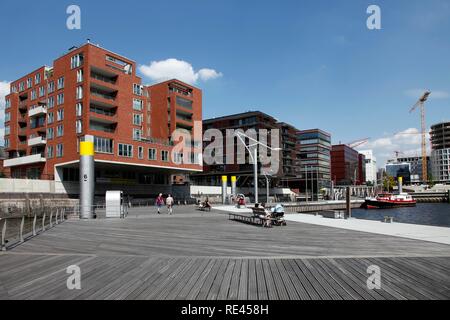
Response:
[[383, 173, 396, 192]]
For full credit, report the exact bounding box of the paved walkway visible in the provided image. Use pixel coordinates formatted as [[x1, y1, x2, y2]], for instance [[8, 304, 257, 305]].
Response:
[[1, 206, 449, 300]]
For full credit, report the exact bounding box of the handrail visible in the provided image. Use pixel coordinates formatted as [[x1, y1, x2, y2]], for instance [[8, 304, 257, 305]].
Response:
[[0, 208, 67, 251]]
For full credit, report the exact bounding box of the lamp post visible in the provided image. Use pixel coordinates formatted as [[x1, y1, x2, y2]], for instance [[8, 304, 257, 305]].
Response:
[[235, 132, 281, 205]]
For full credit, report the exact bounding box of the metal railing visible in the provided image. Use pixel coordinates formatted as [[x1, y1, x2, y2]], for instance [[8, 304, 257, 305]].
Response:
[[1, 208, 67, 251]]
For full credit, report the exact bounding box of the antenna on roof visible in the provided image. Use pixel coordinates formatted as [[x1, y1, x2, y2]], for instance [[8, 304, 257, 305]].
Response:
[[87, 38, 91, 44]]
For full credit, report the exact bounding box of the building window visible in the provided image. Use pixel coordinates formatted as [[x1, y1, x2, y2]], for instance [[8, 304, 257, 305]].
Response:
[[30, 89, 37, 100], [47, 146, 54, 158], [94, 136, 114, 154], [57, 125, 64, 137], [5, 112, 10, 122], [133, 114, 143, 125], [76, 86, 83, 100], [161, 150, 169, 162], [77, 69, 83, 83], [35, 73, 41, 85], [57, 109, 64, 121], [56, 144, 63, 158], [48, 81, 55, 93], [5, 126, 10, 136], [133, 129, 142, 141], [5, 99, 10, 109], [133, 99, 143, 111], [138, 146, 144, 159], [57, 93, 64, 105], [48, 96, 55, 108], [76, 120, 82, 134], [11, 85, 17, 93], [133, 84, 143, 96], [148, 148, 157, 160], [4, 138, 9, 148], [39, 86, 45, 97], [71, 53, 84, 69], [47, 128, 54, 140], [118, 143, 133, 157], [76, 103, 82, 117], [57, 77, 64, 90], [173, 152, 183, 164], [48, 112, 54, 124], [27, 78, 33, 88]]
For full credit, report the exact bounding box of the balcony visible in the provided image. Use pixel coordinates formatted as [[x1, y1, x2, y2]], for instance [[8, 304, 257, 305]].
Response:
[[29, 106, 47, 118], [18, 114, 27, 124], [4, 153, 46, 167], [19, 101, 28, 111], [90, 83, 118, 102], [28, 136, 47, 147], [90, 66, 118, 86]]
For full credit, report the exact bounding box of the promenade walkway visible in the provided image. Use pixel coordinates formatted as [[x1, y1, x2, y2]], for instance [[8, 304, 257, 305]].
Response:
[[1, 206, 449, 300]]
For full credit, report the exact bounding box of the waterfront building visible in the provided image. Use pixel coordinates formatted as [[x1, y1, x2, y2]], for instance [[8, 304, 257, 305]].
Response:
[[191, 111, 283, 187], [331, 144, 363, 185], [395, 156, 431, 184], [359, 150, 377, 185], [295, 129, 332, 193], [385, 162, 411, 185], [2, 42, 202, 195], [430, 121, 450, 183]]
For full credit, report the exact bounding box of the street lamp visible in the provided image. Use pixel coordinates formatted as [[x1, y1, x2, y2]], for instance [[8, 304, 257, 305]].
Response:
[[234, 131, 281, 204]]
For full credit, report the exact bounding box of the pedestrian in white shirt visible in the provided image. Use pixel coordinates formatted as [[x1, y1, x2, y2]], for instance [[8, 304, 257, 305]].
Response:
[[166, 194, 174, 215]]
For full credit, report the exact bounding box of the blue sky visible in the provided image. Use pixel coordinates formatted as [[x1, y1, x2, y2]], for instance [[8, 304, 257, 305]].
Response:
[[1, 0, 449, 165]]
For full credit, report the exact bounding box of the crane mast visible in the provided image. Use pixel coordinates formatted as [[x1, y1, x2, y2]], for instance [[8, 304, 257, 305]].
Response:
[[409, 91, 431, 183]]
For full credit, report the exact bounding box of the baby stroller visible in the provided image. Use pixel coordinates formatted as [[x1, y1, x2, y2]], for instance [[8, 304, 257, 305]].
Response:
[[270, 204, 287, 226]]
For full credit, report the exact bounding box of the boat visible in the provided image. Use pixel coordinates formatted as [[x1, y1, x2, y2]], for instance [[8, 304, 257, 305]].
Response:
[[362, 193, 417, 209]]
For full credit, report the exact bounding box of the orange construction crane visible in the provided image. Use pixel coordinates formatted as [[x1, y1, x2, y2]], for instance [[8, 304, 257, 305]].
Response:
[[409, 91, 431, 183]]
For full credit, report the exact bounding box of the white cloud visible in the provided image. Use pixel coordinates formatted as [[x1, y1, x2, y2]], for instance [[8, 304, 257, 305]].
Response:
[[139, 58, 222, 85], [404, 89, 449, 100], [357, 128, 431, 167]]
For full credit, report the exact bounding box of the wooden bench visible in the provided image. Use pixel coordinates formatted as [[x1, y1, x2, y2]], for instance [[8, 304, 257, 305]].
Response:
[[228, 213, 266, 226]]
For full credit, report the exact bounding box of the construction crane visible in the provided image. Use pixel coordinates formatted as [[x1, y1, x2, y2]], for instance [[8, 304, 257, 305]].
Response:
[[346, 138, 370, 149], [409, 91, 431, 183]]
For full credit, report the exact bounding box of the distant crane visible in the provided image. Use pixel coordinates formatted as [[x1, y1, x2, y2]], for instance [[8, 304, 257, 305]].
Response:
[[346, 138, 370, 149], [409, 91, 431, 183]]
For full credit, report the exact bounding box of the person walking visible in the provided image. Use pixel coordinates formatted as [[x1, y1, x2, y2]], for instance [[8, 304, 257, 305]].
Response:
[[166, 194, 174, 215], [155, 193, 164, 214]]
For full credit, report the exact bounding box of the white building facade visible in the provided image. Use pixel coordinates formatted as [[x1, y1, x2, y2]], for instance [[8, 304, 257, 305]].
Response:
[[359, 150, 377, 185]]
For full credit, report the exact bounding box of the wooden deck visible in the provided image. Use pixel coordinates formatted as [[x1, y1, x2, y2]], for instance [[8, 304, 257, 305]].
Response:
[[1, 207, 449, 300]]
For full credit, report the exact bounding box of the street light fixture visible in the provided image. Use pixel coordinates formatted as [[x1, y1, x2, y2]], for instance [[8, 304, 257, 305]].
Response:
[[234, 131, 281, 204]]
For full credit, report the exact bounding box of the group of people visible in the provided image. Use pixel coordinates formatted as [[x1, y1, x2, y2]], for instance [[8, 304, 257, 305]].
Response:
[[155, 193, 174, 215]]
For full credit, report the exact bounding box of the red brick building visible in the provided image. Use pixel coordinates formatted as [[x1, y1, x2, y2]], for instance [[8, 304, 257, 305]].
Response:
[[331, 144, 365, 185], [3, 42, 202, 194]]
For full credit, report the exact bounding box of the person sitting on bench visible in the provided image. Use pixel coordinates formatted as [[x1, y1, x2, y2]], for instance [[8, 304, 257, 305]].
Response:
[[256, 203, 272, 228]]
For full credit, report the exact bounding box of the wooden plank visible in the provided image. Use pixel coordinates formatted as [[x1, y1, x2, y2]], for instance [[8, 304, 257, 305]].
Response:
[[247, 259, 258, 300], [261, 259, 279, 300], [268, 259, 289, 300], [217, 260, 236, 300], [237, 259, 249, 300], [255, 259, 269, 300], [207, 259, 230, 300], [175, 259, 213, 300], [274, 260, 300, 300]]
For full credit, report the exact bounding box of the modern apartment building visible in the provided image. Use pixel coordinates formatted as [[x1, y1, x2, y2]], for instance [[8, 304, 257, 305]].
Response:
[[395, 156, 431, 184], [191, 111, 285, 187], [359, 150, 377, 185], [331, 144, 365, 185], [3, 42, 202, 195], [294, 129, 332, 193], [430, 121, 450, 183]]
